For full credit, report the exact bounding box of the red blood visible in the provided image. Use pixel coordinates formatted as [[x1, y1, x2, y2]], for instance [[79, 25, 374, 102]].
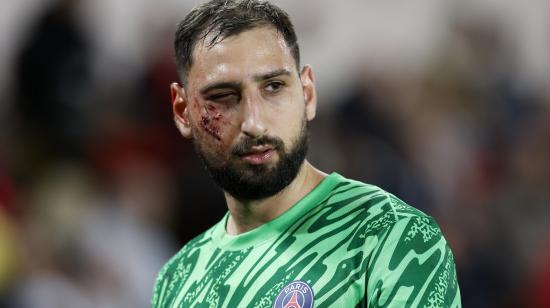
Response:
[[199, 104, 223, 141], [200, 115, 222, 140]]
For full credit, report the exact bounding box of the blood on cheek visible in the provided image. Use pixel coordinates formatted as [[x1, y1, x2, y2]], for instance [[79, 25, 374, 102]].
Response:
[[193, 101, 225, 141]]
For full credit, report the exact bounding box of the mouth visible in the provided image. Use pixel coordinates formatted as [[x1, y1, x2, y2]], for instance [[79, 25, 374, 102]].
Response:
[[239, 146, 276, 165]]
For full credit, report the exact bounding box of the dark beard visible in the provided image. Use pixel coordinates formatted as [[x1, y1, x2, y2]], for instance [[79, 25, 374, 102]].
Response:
[[195, 122, 309, 201]]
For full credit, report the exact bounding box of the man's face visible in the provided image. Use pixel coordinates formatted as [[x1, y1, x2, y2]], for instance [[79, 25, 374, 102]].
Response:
[[172, 26, 317, 200]]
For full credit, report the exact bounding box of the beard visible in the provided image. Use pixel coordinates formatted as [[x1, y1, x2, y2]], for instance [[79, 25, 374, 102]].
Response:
[[194, 120, 309, 201]]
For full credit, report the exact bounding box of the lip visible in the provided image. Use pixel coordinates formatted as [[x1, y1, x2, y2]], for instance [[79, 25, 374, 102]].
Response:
[[240, 148, 275, 165]]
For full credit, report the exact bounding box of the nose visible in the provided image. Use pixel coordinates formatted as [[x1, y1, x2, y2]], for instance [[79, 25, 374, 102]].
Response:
[[240, 94, 267, 138]]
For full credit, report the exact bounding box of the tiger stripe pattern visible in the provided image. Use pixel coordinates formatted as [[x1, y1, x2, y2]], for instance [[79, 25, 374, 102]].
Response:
[[151, 173, 461, 307]]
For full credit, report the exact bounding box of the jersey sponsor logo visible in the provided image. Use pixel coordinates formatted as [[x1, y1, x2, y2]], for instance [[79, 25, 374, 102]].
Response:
[[273, 280, 314, 308]]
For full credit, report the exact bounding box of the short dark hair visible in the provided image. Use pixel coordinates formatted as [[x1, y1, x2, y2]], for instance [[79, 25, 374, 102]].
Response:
[[174, 0, 300, 84]]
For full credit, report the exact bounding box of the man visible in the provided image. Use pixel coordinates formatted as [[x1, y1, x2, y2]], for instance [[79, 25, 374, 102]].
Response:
[[152, 0, 461, 307]]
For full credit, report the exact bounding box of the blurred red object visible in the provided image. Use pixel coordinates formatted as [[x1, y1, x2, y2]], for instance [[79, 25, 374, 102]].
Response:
[[531, 253, 550, 308], [0, 168, 16, 216]]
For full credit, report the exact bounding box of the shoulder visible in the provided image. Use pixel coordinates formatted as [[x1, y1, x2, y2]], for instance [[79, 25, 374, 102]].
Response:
[[323, 174, 434, 235], [320, 174, 453, 261], [327, 177, 462, 306], [158, 224, 216, 277], [151, 226, 216, 307]]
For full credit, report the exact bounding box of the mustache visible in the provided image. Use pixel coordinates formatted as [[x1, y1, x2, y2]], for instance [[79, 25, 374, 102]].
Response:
[[231, 136, 285, 156]]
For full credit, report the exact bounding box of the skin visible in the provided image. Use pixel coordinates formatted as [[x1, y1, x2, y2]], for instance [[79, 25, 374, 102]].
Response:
[[170, 26, 326, 235]]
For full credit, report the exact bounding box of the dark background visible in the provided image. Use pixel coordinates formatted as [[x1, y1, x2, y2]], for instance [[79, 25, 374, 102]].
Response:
[[0, 0, 549, 307]]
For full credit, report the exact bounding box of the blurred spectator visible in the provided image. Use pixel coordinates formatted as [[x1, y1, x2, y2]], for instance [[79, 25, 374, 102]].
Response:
[[334, 71, 435, 213], [0, 0, 548, 307], [11, 162, 175, 308], [14, 0, 92, 163]]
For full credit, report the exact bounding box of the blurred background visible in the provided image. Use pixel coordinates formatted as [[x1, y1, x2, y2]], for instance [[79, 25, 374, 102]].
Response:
[[0, 0, 549, 307]]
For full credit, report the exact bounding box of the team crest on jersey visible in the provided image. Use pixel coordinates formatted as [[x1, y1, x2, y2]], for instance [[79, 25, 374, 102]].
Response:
[[273, 280, 314, 308]]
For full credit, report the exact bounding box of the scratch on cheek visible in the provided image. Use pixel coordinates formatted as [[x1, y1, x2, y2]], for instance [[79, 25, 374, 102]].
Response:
[[200, 104, 224, 141], [200, 116, 222, 141]]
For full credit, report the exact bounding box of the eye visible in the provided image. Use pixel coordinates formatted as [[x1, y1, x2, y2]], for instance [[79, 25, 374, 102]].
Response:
[[264, 81, 285, 93], [207, 92, 240, 104]]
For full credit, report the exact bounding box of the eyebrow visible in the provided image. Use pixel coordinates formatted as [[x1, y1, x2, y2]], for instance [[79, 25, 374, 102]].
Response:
[[199, 69, 292, 95], [252, 68, 292, 82]]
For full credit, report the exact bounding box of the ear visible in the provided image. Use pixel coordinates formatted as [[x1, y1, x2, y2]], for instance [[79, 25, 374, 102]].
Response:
[[300, 65, 317, 121], [171, 82, 193, 138]]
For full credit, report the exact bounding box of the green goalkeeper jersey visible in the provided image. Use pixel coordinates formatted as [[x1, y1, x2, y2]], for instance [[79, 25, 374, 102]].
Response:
[[151, 173, 461, 307]]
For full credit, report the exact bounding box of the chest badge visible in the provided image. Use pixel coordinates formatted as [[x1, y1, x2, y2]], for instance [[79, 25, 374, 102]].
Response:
[[273, 280, 314, 308]]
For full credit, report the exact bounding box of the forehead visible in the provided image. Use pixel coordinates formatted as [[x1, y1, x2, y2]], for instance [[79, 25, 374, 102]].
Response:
[[187, 26, 296, 86]]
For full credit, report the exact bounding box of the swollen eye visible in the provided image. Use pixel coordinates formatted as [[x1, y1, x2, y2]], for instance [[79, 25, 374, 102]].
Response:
[[208, 92, 240, 103]]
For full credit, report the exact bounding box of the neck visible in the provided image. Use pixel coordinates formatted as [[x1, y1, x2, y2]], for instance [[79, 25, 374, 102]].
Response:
[[224, 160, 326, 235]]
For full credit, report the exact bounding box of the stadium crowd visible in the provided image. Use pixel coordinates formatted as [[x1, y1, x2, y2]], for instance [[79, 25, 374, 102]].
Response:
[[0, 0, 549, 307]]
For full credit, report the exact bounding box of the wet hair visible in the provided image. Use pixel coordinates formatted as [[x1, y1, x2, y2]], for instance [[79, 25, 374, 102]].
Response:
[[174, 0, 300, 84]]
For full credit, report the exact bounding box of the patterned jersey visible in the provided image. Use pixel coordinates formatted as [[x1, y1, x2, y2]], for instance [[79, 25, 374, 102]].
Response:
[[151, 173, 461, 307]]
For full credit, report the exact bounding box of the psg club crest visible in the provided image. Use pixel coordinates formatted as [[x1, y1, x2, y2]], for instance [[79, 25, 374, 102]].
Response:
[[273, 280, 314, 308]]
